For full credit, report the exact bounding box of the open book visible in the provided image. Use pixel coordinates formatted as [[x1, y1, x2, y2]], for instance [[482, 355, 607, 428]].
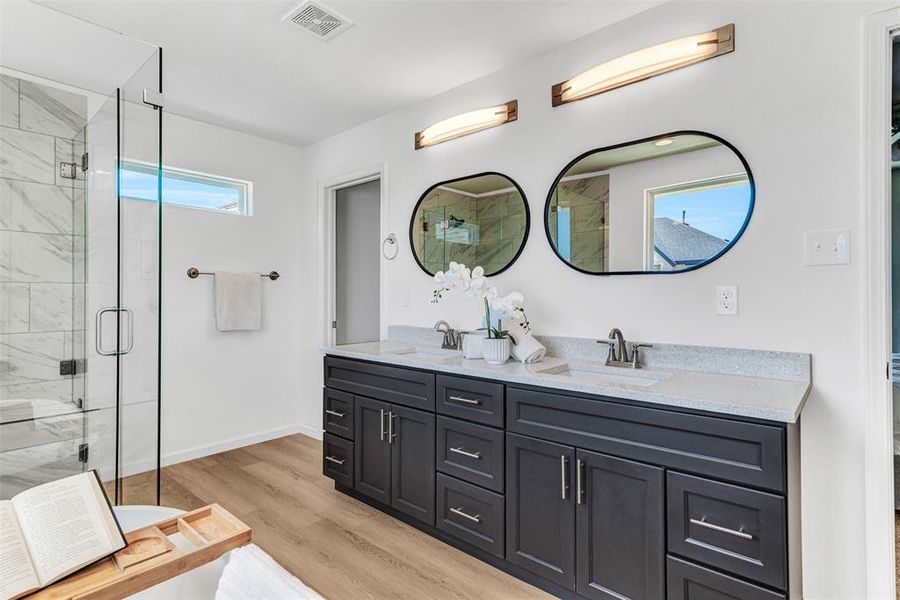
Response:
[[1, 471, 125, 600]]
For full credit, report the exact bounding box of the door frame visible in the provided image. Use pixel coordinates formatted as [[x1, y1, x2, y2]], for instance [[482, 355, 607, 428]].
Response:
[[862, 7, 900, 598], [317, 163, 390, 346]]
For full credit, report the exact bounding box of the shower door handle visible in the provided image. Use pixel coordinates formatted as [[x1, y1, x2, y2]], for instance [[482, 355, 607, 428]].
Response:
[[121, 308, 135, 355], [95, 307, 118, 356], [95, 307, 135, 356]]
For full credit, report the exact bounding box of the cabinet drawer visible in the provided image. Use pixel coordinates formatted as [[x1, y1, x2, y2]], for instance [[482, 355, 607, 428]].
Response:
[[437, 374, 503, 427], [437, 416, 504, 493], [325, 356, 435, 411], [507, 387, 786, 492], [667, 556, 786, 600], [323, 388, 354, 440], [668, 472, 786, 590], [323, 433, 354, 488], [436, 473, 504, 558]]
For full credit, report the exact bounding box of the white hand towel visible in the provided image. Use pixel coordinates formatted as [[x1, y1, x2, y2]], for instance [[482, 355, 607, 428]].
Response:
[[214, 272, 262, 331], [215, 544, 323, 600], [509, 322, 546, 364]]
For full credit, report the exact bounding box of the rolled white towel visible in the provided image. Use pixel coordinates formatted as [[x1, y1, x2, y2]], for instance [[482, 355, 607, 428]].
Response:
[[508, 322, 546, 364], [215, 544, 323, 600]]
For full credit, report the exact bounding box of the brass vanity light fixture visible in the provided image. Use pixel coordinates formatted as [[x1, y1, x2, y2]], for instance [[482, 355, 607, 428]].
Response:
[[551, 23, 734, 107], [414, 100, 517, 149]]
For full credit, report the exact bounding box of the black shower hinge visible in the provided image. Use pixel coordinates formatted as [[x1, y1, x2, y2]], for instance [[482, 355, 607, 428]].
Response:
[[78, 443, 89, 463], [81, 152, 89, 172]]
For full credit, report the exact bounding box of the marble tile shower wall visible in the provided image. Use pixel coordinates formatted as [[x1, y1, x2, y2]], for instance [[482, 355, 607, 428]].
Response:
[[475, 192, 526, 274], [553, 175, 610, 272], [0, 75, 87, 497]]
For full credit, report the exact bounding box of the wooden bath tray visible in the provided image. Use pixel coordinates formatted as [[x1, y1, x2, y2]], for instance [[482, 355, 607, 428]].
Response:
[[30, 504, 251, 600]]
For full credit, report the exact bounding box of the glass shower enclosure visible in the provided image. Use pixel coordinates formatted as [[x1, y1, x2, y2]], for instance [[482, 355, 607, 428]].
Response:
[[0, 1, 162, 505]]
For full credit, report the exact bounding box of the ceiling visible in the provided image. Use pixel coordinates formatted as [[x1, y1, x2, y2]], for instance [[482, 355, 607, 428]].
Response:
[[564, 134, 721, 177], [442, 173, 517, 196], [37, 0, 659, 147]]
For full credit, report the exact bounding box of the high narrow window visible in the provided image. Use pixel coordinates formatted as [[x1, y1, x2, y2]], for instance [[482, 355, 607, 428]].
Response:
[[120, 161, 253, 215]]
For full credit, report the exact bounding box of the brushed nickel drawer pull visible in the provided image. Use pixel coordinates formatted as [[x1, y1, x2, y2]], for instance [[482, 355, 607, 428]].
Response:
[[690, 517, 753, 540], [576, 458, 584, 505], [560, 455, 569, 500], [450, 507, 481, 523], [449, 447, 482, 460], [449, 395, 481, 405], [325, 409, 345, 418], [325, 455, 346, 466]]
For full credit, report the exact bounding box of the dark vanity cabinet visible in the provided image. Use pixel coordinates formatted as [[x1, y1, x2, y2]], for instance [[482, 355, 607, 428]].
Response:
[[322, 356, 797, 600], [353, 396, 436, 524]]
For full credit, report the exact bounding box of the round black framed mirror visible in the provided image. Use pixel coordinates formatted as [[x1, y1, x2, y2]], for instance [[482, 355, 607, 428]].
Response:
[[410, 172, 530, 277], [544, 131, 754, 275]]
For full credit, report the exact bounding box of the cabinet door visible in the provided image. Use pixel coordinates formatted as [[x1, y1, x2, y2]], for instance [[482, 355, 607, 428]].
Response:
[[390, 404, 436, 525], [505, 432, 576, 590], [354, 396, 391, 504], [576, 449, 664, 600]]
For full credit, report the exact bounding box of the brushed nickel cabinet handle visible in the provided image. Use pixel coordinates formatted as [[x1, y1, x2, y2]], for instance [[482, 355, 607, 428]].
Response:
[[380, 409, 386, 441], [325, 455, 346, 466], [450, 507, 481, 523], [560, 455, 569, 500], [576, 459, 584, 505], [325, 409, 345, 418], [690, 517, 753, 540], [389, 411, 397, 443], [449, 447, 482, 460], [449, 395, 481, 405]]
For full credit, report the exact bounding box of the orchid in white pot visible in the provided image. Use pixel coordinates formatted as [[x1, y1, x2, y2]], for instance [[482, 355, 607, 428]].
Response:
[[432, 262, 530, 364]]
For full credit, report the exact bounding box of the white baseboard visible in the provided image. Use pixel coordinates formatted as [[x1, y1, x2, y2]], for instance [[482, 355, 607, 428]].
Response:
[[161, 421, 322, 468]]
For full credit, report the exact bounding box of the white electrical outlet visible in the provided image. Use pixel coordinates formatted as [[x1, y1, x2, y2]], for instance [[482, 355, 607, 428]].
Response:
[[403, 289, 413, 308], [803, 229, 850, 266], [716, 285, 738, 316]]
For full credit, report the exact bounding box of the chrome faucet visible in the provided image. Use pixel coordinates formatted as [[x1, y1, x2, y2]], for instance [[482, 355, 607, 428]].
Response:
[[597, 328, 652, 369], [434, 320, 460, 350]]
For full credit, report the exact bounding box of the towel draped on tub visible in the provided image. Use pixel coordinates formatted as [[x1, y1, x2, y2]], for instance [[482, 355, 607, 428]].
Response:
[[215, 544, 323, 600]]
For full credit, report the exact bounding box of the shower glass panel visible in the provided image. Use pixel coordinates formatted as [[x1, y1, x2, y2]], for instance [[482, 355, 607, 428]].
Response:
[[0, 0, 161, 504], [116, 53, 162, 505]]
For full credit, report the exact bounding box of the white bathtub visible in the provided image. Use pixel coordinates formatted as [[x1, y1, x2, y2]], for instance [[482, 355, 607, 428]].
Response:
[[114, 505, 228, 599]]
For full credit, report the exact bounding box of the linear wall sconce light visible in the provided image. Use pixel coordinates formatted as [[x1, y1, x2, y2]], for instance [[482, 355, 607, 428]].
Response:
[[414, 100, 518, 149], [551, 24, 734, 107]]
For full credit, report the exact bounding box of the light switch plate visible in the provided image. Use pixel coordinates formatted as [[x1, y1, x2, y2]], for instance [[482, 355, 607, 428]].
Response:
[[716, 285, 738, 316], [804, 229, 850, 266]]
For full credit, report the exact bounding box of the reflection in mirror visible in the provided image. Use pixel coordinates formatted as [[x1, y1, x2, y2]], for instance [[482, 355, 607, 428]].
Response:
[[411, 172, 529, 276], [545, 132, 754, 274]]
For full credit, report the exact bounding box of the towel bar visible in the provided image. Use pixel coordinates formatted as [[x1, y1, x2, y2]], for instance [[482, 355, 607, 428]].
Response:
[[187, 267, 280, 281]]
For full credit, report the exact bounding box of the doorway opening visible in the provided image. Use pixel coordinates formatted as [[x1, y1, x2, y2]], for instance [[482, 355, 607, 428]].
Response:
[[892, 32, 900, 597], [334, 179, 381, 345]]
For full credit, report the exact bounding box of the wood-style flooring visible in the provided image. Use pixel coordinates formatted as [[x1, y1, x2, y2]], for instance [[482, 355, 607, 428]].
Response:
[[152, 433, 550, 600]]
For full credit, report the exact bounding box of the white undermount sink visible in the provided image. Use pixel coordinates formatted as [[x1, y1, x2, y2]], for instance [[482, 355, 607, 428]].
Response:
[[533, 361, 669, 388], [382, 346, 462, 363]]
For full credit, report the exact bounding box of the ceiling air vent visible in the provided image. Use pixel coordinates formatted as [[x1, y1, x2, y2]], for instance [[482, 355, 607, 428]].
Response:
[[282, 1, 354, 42]]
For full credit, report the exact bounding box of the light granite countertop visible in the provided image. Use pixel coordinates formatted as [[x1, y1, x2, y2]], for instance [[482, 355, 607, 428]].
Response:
[[321, 329, 812, 423]]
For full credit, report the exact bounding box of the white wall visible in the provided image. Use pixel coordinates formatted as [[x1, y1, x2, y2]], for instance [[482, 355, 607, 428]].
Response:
[[160, 113, 316, 464], [295, 2, 890, 597]]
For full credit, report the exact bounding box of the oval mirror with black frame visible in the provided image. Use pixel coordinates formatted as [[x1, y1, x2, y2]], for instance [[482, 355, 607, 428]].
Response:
[[410, 172, 530, 277], [544, 131, 754, 275]]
